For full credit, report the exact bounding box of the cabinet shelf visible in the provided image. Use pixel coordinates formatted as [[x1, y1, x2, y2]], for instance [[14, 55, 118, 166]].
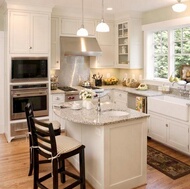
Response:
[[119, 53, 128, 55]]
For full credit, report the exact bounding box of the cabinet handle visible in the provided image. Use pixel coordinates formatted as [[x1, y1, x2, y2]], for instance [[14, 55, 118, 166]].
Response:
[[56, 97, 60, 100], [166, 124, 168, 127], [29, 47, 32, 49]]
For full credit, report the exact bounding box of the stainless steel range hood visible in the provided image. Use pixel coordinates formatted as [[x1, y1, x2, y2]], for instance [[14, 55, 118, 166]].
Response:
[[60, 36, 102, 57]]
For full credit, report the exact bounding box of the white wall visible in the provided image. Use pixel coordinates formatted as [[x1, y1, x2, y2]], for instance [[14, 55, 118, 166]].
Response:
[[0, 31, 4, 133], [142, 1, 190, 25]]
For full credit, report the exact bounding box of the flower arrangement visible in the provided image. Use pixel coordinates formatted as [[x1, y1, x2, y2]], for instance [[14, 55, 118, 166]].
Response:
[[79, 89, 96, 100]]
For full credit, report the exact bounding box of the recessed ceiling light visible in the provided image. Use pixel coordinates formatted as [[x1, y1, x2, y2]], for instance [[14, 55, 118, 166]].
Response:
[[107, 7, 113, 11]]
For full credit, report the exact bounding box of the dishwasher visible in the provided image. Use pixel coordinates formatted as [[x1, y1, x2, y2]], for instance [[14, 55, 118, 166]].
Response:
[[127, 93, 147, 113]]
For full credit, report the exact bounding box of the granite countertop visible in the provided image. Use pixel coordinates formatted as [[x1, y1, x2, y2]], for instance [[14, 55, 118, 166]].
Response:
[[53, 102, 149, 126], [51, 85, 163, 97]]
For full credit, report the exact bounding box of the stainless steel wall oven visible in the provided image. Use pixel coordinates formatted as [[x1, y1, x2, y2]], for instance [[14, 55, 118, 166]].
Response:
[[10, 84, 48, 120]]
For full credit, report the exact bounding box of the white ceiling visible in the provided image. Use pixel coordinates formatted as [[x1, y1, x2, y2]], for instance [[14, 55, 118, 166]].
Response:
[[0, 0, 188, 14]]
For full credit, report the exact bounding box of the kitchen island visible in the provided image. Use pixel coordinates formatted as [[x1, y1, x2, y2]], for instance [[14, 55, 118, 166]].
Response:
[[54, 102, 149, 189]]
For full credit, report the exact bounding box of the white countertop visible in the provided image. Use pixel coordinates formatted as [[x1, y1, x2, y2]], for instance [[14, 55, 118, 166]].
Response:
[[53, 102, 149, 126]]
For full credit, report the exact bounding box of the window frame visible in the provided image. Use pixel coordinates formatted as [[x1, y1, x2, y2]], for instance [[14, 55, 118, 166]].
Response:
[[142, 17, 190, 84]]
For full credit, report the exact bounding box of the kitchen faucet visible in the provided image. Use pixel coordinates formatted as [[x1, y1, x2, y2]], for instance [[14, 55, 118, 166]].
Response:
[[96, 91, 111, 112]]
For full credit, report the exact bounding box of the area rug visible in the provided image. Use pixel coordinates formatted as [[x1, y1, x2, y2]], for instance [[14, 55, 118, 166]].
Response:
[[147, 146, 190, 179]]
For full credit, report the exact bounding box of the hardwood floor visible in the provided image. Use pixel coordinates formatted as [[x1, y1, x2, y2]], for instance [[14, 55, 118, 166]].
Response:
[[0, 134, 190, 189]]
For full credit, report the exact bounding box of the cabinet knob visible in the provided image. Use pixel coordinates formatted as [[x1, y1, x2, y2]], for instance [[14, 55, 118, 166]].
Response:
[[56, 61, 59, 63], [29, 47, 32, 49]]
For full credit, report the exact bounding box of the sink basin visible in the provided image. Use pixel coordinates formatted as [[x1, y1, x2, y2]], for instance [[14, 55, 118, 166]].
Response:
[[148, 95, 190, 121], [102, 110, 129, 117]]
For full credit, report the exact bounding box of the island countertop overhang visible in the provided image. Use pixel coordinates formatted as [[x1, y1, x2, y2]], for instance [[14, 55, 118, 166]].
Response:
[[53, 103, 149, 126]]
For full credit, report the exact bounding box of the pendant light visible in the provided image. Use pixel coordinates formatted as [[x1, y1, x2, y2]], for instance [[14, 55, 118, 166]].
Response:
[[77, 0, 88, 36], [172, 0, 187, 12], [96, 0, 110, 32]]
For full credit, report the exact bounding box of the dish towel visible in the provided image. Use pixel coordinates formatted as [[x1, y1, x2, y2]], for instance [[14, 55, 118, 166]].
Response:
[[136, 96, 144, 112]]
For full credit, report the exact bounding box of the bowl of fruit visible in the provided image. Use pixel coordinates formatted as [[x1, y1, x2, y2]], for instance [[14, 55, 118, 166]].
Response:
[[103, 76, 119, 85]]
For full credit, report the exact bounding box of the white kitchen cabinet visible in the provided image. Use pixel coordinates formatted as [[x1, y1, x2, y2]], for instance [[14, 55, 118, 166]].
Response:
[[61, 18, 95, 36], [113, 90, 128, 108], [115, 19, 142, 69], [50, 93, 65, 130], [96, 21, 115, 45], [90, 21, 115, 68], [51, 17, 60, 69], [148, 111, 189, 153], [10, 11, 50, 54], [90, 45, 115, 68]]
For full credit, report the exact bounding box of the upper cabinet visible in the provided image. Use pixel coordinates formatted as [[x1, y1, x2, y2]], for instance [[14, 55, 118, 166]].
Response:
[[90, 21, 115, 68], [115, 19, 142, 69], [51, 17, 60, 69], [61, 18, 95, 36], [10, 11, 50, 54]]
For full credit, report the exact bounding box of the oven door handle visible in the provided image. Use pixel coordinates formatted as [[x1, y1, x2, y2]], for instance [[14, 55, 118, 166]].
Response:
[[12, 92, 47, 97]]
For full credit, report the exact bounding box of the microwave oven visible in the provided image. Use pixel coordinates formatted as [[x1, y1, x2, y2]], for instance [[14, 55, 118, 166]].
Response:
[[11, 57, 48, 82]]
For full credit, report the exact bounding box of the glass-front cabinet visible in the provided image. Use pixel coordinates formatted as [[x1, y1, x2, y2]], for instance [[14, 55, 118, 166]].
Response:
[[118, 22, 129, 65], [116, 19, 142, 69]]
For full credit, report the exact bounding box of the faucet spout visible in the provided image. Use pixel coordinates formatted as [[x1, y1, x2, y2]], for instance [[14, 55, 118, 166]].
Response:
[[97, 96, 101, 112]]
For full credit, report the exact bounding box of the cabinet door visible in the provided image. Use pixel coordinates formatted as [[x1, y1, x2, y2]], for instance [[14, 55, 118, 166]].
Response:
[[113, 90, 128, 108], [61, 18, 79, 35], [83, 20, 95, 36], [51, 17, 60, 69], [96, 21, 115, 45], [167, 120, 189, 152], [10, 12, 30, 53], [51, 94, 65, 130], [90, 45, 115, 68], [148, 113, 167, 143], [32, 14, 49, 53]]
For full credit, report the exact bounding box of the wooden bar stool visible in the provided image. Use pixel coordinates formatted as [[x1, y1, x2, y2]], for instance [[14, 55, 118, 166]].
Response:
[[30, 115, 86, 189], [25, 102, 61, 176]]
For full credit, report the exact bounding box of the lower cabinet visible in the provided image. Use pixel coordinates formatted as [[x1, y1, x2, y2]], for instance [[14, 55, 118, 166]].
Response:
[[148, 111, 189, 154], [113, 90, 128, 108], [50, 93, 65, 130]]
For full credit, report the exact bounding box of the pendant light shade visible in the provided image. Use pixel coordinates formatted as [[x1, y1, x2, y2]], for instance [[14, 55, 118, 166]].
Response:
[[96, 0, 110, 32], [77, 0, 88, 36], [172, 0, 187, 12], [77, 25, 88, 36]]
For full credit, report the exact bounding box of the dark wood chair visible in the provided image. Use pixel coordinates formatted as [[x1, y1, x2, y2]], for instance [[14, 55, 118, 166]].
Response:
[[29, 115, 85, 189], [25, 102, 61, 176]]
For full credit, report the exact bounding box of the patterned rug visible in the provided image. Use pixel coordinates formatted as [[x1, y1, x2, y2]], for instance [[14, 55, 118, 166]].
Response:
[[147, 146, 190, 179]]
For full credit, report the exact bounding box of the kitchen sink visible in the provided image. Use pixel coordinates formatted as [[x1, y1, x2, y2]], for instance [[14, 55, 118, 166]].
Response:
[[102, 110, 129, 117], [148, 95, 190, 121]]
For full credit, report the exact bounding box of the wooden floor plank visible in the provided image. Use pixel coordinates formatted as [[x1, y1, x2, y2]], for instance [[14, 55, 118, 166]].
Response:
[[1, 134, 190, 189]]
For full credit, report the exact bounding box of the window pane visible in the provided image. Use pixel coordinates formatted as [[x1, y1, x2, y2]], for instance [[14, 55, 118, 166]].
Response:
[[183, 27, 190, 40], [174, 29, 181, 41], [153, 31, 168, 79], [182, 41, 190, 53], [174, 42, 181, 54], [174, 55, 190, 78], [154, 56, 168, 79]]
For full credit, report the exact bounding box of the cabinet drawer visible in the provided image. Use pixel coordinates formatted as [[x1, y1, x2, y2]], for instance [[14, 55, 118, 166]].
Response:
[[114, 91, 128, 101], [52, 94, 65, 103], [11, 122, 28, 137]]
